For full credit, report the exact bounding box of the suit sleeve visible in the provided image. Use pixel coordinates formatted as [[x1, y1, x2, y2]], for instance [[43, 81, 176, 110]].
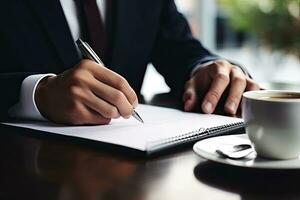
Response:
[[0, 31, 40, 120], [0, 72, 34, 120], [150, 0, 219, 97]]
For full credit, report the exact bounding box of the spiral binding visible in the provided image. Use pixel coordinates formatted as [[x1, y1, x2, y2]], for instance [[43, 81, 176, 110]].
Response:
[[146, 122, 245, 152]]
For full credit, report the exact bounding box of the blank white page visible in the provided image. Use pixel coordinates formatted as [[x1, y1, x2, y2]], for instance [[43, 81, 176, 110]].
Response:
[[3, 105, 243, 151]]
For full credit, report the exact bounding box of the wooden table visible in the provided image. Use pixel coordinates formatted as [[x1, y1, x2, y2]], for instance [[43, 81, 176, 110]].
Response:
[[1, 125, 300, 200]]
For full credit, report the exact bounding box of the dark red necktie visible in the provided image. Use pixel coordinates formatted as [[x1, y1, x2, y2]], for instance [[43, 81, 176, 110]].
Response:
[[81, 0, 107, 59]]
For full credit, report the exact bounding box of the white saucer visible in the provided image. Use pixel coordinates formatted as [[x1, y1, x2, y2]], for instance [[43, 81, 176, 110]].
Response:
[[193, 134, 300, 169]]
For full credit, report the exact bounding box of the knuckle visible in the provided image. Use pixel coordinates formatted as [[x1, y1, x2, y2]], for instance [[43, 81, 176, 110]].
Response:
[[123, 108, 133, 117], [70, 70, 82, 81], [232, 65, 242, 71], [128, 92, 138, 105], [68, 74, 85, 87], [69, 86, 82, 99], [102, 107, 119, 118], [215, 60, 229, 67], [210, 63, 219, 71], [216, 73, 230, 83], [232, 76, 246, 84], [228, 95, 240, 103], [115, 76, 128, 90], [113, 91, 126, 104], [70, 71, 90, 86], [208, 90, 220, 102]]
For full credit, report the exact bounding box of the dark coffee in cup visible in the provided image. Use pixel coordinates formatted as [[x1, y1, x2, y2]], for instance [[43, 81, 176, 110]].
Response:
[[258, 93, 300, 101]]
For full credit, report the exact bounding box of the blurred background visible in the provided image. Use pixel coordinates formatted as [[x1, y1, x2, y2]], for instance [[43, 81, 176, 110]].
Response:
[[141, 0, 300, 101]]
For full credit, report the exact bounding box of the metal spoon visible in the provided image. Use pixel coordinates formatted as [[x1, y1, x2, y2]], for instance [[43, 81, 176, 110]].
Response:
[[216, 144, 255, 160]]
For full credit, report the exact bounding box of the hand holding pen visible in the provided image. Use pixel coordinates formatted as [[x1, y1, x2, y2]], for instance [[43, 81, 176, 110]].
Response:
[[76, 39, 144, 123], [34, 40, 143, 125]]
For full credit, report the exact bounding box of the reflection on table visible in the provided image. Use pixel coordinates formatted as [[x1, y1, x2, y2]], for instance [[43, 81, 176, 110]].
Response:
[[1, 94, 300, 200]]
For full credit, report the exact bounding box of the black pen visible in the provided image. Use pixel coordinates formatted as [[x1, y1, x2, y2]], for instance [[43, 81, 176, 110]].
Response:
[[76, 38, 144, 123]]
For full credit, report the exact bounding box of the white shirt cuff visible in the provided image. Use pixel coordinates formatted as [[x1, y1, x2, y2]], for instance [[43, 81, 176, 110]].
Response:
[[8, 74, 56, 121]]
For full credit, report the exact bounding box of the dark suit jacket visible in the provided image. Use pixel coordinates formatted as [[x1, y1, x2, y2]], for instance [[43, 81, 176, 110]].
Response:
[[0, 0, 218, 120]]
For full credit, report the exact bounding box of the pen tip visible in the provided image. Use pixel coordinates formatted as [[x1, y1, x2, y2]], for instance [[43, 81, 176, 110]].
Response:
[[137, 116, 144, 124], [132, 110, 144, 124]]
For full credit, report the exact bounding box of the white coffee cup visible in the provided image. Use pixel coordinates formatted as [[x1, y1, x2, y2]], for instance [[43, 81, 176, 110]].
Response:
[[242, 90, 300, 160]]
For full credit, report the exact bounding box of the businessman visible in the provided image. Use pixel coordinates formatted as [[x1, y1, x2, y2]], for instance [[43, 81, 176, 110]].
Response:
[[0, 0, 260, 125]]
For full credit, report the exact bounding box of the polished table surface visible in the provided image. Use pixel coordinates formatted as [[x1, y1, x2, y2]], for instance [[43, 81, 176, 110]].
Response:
[[1, 95, 300, 200], [2, 125, 300, 200]]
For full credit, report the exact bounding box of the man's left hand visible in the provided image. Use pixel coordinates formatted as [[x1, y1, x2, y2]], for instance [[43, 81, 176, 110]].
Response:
[[183, 60, 260, 115]]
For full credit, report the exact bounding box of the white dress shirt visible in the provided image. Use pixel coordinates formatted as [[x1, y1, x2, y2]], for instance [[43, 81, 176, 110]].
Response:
[[9, 0, 106, 120]]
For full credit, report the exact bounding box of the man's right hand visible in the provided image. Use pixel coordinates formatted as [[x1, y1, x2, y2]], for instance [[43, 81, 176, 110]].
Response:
[[35, 60, 138, 125]]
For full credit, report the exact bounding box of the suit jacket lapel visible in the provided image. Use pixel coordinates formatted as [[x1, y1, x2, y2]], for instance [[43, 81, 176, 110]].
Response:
[[26, 0, 79, 69]]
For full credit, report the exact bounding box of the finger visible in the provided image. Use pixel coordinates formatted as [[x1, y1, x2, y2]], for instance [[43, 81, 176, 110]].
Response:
[[183, 84, 197, 112], [68, 102, 111, 125], [225, 67, 247, 115], [91, 66, 138, 107], [201, 68, 230, 114], [246, 78, 261, 91], [81, 90, 121, 119], [89, 79, 134, 118], [81, 105, 112, 125]]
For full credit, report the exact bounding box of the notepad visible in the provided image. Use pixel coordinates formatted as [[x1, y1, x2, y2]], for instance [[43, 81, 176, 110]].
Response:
[[2, 105, 244, 155]]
